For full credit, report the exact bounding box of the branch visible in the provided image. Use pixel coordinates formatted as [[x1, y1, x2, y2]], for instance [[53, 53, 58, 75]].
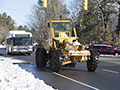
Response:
[[107, 1, 119, 9], [114, 0, 120, 4]]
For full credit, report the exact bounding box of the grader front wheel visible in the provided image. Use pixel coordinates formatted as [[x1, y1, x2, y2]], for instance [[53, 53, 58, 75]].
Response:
[[87, 49, 99, 72], [50, 49, 62, 73]]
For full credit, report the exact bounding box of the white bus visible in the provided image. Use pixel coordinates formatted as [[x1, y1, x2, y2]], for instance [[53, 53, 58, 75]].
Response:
[[6, 30, 33, 55]]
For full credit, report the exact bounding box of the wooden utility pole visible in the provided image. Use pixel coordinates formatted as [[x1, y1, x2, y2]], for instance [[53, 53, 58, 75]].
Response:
[[118, 7, 120, 36], [115, 0, 120, 36]]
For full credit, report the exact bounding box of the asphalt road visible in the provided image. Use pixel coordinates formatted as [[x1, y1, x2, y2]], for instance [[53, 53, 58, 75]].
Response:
[[0, 50, 120, 90]]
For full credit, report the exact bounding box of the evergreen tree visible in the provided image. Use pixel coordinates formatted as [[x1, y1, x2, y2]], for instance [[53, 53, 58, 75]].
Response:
[[0, 12, 15, 43], [0, 12, 15, 30], [70, 0, 118, 45], [18, 25, 24, 30]]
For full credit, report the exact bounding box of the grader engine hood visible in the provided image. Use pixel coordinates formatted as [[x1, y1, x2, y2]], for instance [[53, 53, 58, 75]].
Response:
[[57, 32, 77, 43], [53, 32, 84, 52]]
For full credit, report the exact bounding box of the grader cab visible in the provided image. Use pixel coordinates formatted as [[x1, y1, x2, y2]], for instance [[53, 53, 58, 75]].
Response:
[[35, 19, 99, 73]]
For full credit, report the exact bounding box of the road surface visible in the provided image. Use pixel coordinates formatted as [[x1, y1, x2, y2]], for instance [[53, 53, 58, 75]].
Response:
[[0, 50, 120, 90]]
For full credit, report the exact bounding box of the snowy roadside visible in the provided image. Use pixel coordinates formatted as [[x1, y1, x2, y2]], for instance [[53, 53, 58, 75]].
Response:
[[0, 45, 6, 49], [0, 56, 56, 90], [100, 54, 120, 58]]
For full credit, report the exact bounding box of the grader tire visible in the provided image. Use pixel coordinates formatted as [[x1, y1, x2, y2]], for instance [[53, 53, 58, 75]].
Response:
[[87, 49, 99, 72], [35, 48, 47, 67], [35, 48, 40, 66], [50, 49, 62, 73]]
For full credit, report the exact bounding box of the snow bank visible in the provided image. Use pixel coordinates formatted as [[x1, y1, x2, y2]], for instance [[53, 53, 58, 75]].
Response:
[[0, 58, 55, 90]]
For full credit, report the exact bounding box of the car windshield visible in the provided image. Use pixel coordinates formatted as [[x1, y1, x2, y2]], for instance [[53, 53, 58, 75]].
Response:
[[13, 37, 32, 46], [108, 47, 112, 50], [93, 46, 101, 49], [52, 22, 71, 32]]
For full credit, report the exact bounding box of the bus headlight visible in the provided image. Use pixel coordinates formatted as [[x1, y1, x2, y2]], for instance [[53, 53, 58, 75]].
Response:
[[13, 48, 17, 51], [28, 47, 32, 51]]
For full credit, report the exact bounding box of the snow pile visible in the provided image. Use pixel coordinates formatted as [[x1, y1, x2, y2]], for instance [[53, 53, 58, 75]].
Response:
[[0, 58, 55, 90]]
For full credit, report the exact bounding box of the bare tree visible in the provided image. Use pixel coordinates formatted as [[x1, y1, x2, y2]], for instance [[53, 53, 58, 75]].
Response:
[[28, 0, 70, 49]]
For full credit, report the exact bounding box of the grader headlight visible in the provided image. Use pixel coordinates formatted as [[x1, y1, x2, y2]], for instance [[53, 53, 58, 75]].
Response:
[[65, 43, 72, 50], [65, 43, 69, 50], [66, 43, 69, 48], [68, 46, 73, 50], [65, 43, 73, 51]]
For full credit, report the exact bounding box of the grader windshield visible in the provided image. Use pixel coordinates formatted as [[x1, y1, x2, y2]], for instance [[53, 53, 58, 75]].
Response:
[[52, 22, 71, 32], [52, 21, 71, 37]]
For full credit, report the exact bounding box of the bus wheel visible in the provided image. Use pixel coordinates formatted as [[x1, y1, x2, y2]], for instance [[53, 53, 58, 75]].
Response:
[[7, 51, 10, 55], [28, 53, 31, 55]]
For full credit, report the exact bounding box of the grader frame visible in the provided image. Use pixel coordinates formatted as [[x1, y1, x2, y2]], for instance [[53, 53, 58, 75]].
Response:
[[35, 19, 99, 73]]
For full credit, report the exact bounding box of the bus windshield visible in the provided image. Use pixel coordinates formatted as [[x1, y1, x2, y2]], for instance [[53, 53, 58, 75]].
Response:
[[13, 37, 32, 46], [52, 22, 71, 32]]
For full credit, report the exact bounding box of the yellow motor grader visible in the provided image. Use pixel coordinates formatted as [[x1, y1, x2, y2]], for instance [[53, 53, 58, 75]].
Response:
[[35, 19, 99, 73]]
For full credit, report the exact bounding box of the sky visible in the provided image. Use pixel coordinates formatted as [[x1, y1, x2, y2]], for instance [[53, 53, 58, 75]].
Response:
[[0, 0, 72, 27]]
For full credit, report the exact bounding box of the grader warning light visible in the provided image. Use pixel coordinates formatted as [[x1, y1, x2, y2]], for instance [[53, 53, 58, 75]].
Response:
[[35, 19, 99, 73]]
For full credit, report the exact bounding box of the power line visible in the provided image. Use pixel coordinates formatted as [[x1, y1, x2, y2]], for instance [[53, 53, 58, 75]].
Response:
[[0, 6, 30, 13]]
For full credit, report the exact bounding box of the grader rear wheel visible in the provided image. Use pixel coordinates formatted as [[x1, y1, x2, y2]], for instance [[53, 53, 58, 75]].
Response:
[[35, 48, 40, 66], [35, 48, 47, 67], [50, 49, 62, 73], [87, 49, 99, 72]]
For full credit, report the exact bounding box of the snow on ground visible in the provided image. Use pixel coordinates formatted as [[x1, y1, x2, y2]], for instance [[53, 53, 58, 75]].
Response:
[[100, 54, 120, 58], [0, 45, 6, 49], [0, 56, 56, 90]]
